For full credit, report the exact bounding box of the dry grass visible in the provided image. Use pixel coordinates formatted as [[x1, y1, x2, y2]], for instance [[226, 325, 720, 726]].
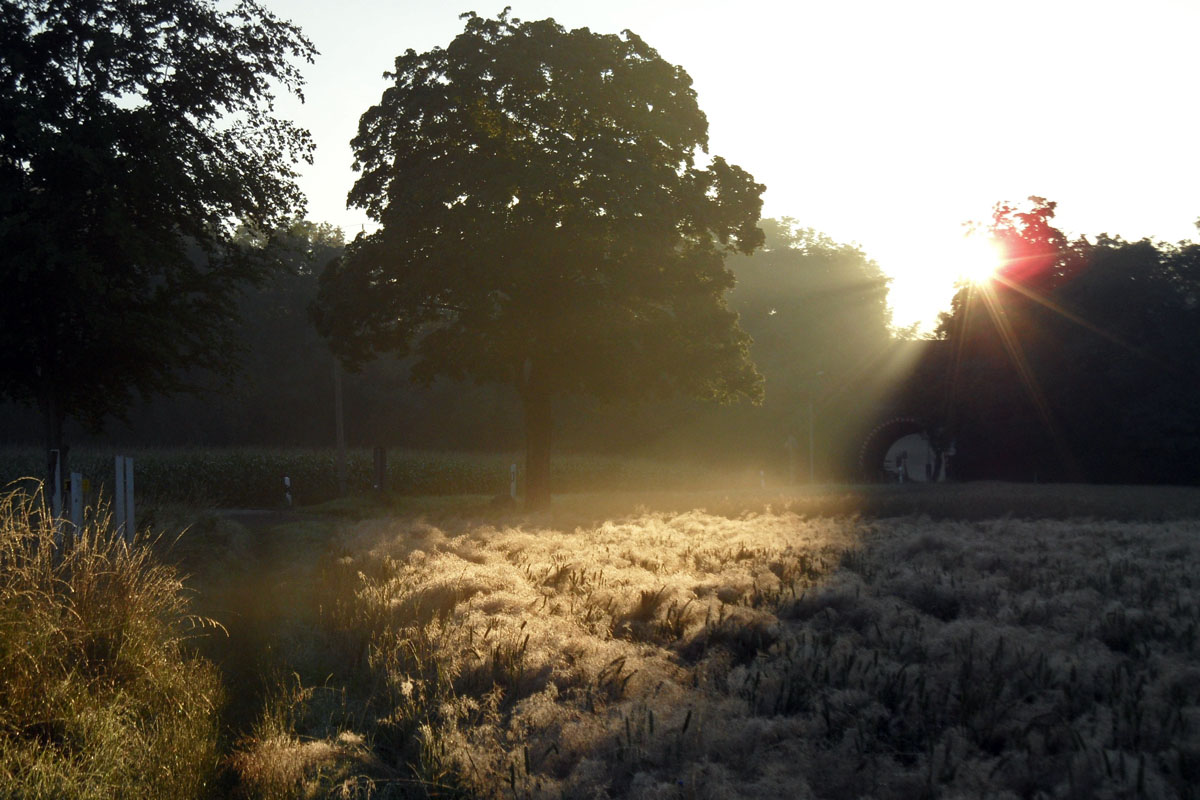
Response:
[[226, 492, 1200, 799], [0, 485, 222, 799]]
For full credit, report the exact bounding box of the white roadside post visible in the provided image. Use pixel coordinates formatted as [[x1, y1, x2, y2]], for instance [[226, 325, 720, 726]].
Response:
[[114, 456, 126, 536], [284, 476, 292, 507], [114, 456, 134, 541]]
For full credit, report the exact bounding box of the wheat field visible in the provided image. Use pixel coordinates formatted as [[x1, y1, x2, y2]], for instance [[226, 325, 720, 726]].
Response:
[[223, 492, 1200, 799]]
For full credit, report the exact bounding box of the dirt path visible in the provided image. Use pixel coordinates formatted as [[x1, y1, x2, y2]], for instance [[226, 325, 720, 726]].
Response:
[[186, 510, 340, 741]]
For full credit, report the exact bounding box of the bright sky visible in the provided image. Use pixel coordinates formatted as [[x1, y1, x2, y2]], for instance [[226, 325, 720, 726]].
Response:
[[267, 0, 1200, 331]]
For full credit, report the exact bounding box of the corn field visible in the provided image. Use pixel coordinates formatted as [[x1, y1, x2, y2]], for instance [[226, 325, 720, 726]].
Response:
[[0, 447, 749, 507]]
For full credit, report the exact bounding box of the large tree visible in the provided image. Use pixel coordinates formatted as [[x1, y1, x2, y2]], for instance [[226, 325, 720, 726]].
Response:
[[315, 11, 765, 508], [0, 0, 315, 489]]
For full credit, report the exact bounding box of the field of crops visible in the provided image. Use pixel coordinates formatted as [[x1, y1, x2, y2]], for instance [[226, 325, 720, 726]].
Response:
[[223, 492, 1200, 799], [0, 447, 756, 507]]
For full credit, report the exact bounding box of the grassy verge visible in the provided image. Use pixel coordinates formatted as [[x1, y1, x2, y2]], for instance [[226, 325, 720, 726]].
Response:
[[0, 487, 222, 799]]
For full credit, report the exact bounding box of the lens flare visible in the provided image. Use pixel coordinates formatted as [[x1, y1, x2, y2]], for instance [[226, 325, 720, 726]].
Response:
[[954, 234, 1004, 285]]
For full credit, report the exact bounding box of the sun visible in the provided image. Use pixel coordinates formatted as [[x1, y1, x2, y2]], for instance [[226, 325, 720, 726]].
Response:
[[876, 229, 1009, 332], [952, 233, 1005, 286]]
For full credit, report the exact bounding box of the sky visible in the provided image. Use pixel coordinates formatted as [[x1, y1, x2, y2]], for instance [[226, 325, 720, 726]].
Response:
[[266, 0, 1200, 331]]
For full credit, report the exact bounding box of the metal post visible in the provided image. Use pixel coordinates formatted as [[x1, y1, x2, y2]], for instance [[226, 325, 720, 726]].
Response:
[[785, 435, 798, 486], [510, 463, 517, 500]]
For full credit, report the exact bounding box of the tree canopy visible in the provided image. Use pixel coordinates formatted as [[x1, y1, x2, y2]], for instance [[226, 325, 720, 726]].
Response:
[[315, 11, 765, 507], [0, 0, 315, 481]]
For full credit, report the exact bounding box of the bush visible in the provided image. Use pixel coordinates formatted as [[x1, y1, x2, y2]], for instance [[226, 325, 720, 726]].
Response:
[[0, 486, 222, 799]]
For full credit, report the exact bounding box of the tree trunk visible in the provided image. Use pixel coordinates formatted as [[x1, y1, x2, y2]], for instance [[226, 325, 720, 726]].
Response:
[[520, 367, 553, 512]]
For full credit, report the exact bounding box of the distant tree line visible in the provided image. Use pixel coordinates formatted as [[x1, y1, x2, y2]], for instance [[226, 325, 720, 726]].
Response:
[[0, 218, 899, 481], [13, 199, 1195, 488]]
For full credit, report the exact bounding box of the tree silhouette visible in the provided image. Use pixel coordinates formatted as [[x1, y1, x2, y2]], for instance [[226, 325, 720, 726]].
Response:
[[315, 11, 765, 508], [0, 0, 315, 488], [935, 199, 1200, 483]]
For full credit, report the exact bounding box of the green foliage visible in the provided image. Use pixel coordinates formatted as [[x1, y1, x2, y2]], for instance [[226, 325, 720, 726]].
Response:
[[0, 486, 222, 798], [320, 11, 763, 394], [0, 215, 897, 476], [732, 219, 893, 377], [0, 0, 315, 463]]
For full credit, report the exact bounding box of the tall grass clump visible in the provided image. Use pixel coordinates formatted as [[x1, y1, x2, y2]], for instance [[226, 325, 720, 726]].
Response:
[[0, 486, 222, 799]]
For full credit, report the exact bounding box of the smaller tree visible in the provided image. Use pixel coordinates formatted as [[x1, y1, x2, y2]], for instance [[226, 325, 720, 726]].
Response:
[[0, 0, 315, 487], [315, 12, 765, 508]]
